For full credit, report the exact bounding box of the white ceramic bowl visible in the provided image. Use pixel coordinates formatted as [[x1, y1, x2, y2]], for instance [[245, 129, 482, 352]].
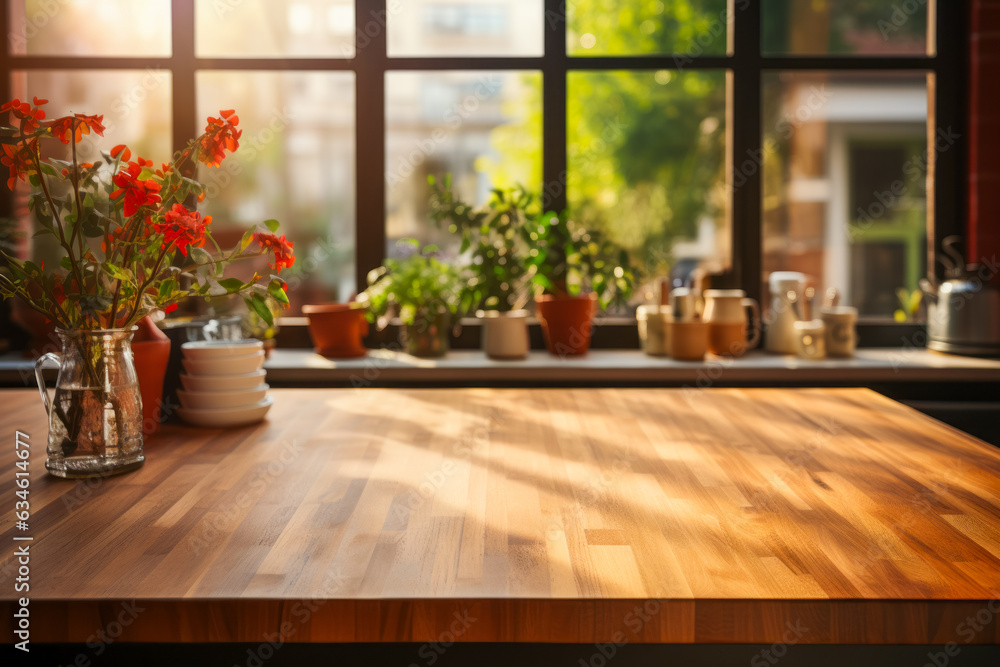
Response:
[[181, 339, 263, 361], [177, 396, 274, 428], [182, 351, 264, 376], [176, 384, 269, 410], [179, 370, 266, 392]]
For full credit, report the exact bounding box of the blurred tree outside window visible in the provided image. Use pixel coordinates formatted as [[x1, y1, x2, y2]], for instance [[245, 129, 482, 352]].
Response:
[[4, 0, 936, 321]]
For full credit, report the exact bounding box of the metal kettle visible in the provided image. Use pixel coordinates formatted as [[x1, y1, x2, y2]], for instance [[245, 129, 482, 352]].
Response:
[[920, 236, 1000, 357]]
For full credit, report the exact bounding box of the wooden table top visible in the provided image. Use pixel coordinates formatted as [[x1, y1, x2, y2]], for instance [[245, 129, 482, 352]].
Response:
[[1, 387, 999, 644]]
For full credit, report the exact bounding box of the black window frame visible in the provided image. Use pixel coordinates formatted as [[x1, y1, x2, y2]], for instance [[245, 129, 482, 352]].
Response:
[[0, 0, 966, 318]]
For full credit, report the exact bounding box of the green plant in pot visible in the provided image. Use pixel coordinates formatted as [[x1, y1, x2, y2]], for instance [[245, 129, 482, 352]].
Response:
[[428, 175, 535, 359], [360, 239, 461, 358], [527, 209, 636, 356]]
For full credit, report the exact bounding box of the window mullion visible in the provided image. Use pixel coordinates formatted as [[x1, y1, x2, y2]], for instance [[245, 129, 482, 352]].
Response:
[[355, 0, 388, 290], [542, 0, 567, 212], [929, 1, 967, 281], [728, 1, 763, 304], [171, 0, 197, 170]]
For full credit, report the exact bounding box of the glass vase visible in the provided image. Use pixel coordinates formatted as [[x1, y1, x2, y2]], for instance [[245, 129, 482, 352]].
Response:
[[34, 329, 145, 478]]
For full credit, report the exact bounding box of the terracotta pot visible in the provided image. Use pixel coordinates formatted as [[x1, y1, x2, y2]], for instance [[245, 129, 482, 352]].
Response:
[[402, 312, 451, 358], [534, 293, 597, 356], [131, 316, 171, 436], [481, 310, 530, 360], [302, 303, 368, 358]]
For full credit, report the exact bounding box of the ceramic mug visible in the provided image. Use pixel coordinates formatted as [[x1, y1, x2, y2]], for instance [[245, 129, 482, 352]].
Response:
[[669, 319, 709, 361], [820, 306, 858, 358], [636, 305, 672, 356], [669, 287, 701, 322], [793, 319, 826, 359], [703, 289, 760, 357]]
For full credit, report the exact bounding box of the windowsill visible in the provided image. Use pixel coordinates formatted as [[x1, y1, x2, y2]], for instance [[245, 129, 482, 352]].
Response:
[[260, 348, 1000, 387], [2, 348, 995, 389]]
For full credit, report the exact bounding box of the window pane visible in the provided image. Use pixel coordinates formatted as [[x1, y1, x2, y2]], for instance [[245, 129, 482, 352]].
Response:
[[567, 70, 728, 285], [11, 70, 173, 266], [10, 0, 172, 56], [762, 0, 932, 56], [762, 72, 930, 319], [388, 0, 543, 57], [385, 71, 542, 255], [196, 0, 355, 58], [568, 0, 729, 56], [197, 71, 356, 311]]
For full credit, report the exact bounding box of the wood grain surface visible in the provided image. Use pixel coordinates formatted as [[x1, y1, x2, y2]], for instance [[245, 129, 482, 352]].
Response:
[[1, 387, 999, 644]]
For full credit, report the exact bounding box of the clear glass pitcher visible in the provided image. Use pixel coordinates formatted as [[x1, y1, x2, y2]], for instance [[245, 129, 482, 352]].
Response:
[[34, 329, 145, 478]]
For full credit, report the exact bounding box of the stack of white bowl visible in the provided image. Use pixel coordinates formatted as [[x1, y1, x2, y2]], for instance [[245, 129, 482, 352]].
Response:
[[176, 340, 273, 427]]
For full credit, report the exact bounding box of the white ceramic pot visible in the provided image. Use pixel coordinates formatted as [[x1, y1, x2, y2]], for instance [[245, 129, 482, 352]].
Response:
[[636, 305, 672, 356], [793, 319, 827, 359], [820, 306, 858, 357], [766, 271, 807, 354], [481, 310, 529, 360]]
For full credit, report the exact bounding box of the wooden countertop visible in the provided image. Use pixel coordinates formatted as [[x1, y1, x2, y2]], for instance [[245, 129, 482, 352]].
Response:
[[1, 388, 999, 644]]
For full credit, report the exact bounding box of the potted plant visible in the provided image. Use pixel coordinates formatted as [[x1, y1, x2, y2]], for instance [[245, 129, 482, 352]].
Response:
[[301, 302, 369, 358], [527, 209, 636, 356], [0, 97, 295, 477], [428, 175, 534, 359], [359, 239, 461, 358]]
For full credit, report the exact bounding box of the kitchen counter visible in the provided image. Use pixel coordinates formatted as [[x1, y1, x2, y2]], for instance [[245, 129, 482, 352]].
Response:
[[2, 387, 999, 645]]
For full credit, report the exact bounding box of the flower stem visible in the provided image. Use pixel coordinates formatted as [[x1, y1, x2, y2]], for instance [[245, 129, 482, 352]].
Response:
[[29, 149, 89, 328]]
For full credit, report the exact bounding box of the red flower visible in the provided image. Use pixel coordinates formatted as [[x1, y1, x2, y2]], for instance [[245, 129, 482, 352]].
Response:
[[51, 280, 67, 305], [1, 97, 46, 133], [153, 204, 210, 257], [48, 113, 105, 144], [198, 109, 241, 168], [111, 160, 162, 217], [163, 302, 178, 314], [254, 232, 295, 271], [1, 139, 39, 190], [111, 144, 131, 162]]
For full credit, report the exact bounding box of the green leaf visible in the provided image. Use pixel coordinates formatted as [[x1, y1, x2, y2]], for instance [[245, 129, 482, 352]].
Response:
[[102, 262, 131, 282], [158, 279, 177, 300], [239, 228, 254, 252], [533, 273, 554, 291], [39, 163, 59, 177], [267, 279, 289, 304], [189, 246, 214, 266], [264, 219, 280, 233], [247, 294, 274, 326], [217, 277, 244, 293]]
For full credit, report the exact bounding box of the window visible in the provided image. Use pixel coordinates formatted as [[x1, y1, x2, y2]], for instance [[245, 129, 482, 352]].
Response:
[[1, 1, 963, 322]]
